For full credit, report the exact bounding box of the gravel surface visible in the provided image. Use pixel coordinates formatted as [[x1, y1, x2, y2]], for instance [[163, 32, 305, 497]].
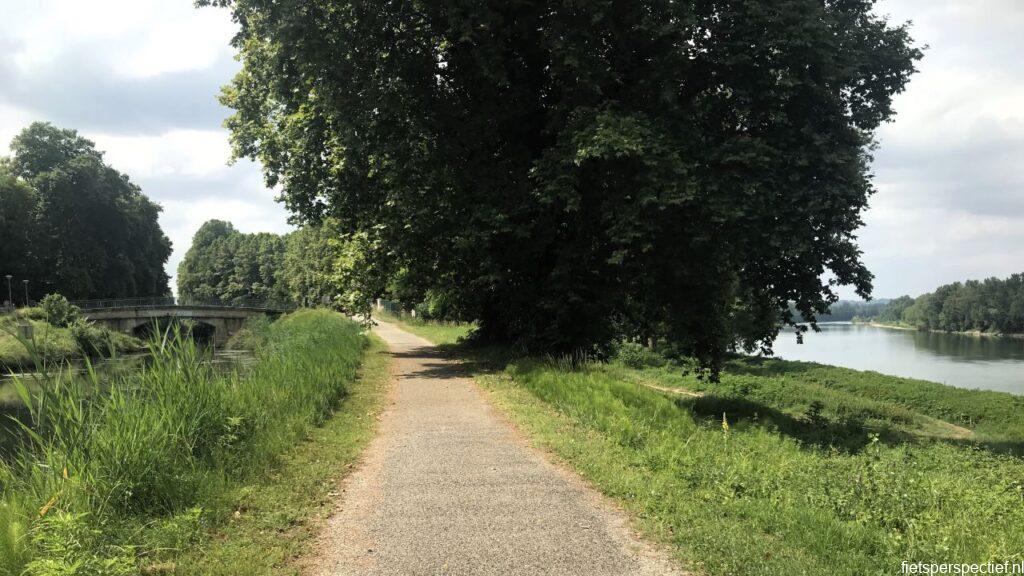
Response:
[[307, 321, 686, 576]]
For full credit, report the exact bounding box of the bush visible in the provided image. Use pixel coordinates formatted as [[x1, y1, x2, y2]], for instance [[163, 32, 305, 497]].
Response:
[[17, 307, 46, 321], [614, 341, 666, 369], [39, 294, 79, 328], [225, 315, 274, 350], [70, 321, 112, 356]]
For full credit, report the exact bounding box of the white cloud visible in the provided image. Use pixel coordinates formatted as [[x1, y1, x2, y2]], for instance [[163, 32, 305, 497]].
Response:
[[845, 0, 1024, 298], [92, 130, 235, 179], [1, 0, 235, 77]]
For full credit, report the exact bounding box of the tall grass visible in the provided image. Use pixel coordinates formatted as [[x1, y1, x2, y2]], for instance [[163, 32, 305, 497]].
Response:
[[0, 309, 366, 575]]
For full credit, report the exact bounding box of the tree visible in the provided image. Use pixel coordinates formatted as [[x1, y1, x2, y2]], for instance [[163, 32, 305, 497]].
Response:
[[0, 123, 172, 299], [890, 274, 1024, 334], [282, 220, 345, 307], [203, 0, 922, 371], [0, 166, 38, 290], [177, 220, 291, 306]]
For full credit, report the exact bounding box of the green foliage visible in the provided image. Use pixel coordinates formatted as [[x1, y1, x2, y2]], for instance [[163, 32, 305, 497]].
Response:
[[0, 123, 172, 300], [282, 219, 347, 307], [176, 220, 291, 306], [0, 310, 367, 572], [224, 314, 274, 350], [790, 299, 890, 323], [22, 513, 136, 576], [0, 315, 139, 372], [39, 294, 79, 328], [874, 274, 1024, 334], [481, 355, 1024, 575], [203, 0, 922, 373], [171, 336, 390, 574], [613, 342, 666, 369], [178, 219, 356, 309], [374, 308, 475, 347]]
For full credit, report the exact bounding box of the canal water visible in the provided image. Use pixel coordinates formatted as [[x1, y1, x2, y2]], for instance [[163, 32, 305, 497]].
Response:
[[771, 322, 1024, 394]]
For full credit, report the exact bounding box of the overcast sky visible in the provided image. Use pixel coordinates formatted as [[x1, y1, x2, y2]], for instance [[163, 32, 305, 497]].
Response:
[[1, 1, 1021, 299]]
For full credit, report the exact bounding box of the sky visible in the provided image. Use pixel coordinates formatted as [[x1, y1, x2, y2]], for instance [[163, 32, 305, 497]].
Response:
[[1, 1, 1021, 299]]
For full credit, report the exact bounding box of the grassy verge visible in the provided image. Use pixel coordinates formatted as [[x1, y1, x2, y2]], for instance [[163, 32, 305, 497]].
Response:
[[169, 333, 390, 575], [0, 309, 372, 575], [608, 355, 1024, 450], [372, 309, 475, 346], [477, 359, 1024, 575], [395, 321, 1024, 574]]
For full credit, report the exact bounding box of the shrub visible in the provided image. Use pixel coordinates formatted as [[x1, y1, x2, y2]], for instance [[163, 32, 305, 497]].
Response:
[[39, 294, 79, 328], [17, 307, 46, 321], [225, 315, 273, 350], [614, 341, 666, 369]]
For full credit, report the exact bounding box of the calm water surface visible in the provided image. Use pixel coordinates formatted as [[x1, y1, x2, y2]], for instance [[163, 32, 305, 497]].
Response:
[[771, 323, 1024, 394]]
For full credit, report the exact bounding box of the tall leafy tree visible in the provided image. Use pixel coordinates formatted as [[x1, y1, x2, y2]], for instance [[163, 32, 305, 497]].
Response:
[[177, 220, 292, 306], [0, 123, 172, 300], [203, 0, 921, 370], [0, 166, 39, 294], [282, 220, 346, 307]]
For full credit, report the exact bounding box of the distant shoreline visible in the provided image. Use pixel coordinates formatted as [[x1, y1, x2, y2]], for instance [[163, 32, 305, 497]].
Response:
[[852, 319, 1024, 339]]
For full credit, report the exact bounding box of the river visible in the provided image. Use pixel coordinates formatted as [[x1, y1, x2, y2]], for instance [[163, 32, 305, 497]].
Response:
[[771, 322, 1024, 394]]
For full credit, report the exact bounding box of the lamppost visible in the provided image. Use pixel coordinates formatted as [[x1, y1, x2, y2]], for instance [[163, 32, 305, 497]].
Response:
[[4, 275, 11, 311], [23, 279, 29, 307]]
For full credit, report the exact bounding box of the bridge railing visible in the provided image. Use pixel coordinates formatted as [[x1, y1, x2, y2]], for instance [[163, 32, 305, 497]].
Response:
[[71, 296, 297, 311]]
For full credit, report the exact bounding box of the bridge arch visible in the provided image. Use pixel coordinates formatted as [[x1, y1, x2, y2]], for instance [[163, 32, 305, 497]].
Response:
[[130, 317, 219, 346]]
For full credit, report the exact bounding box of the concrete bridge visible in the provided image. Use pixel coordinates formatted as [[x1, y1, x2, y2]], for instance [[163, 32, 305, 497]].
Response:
[[73, 297, 291, 346]]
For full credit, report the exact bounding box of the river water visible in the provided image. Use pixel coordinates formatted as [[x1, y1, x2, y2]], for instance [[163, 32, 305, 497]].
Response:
[[771, 322, 1024, 394]]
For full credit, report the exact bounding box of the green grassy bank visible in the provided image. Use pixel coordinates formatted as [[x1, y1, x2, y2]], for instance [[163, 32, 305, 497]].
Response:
[[404, 322, 1024, 575], [1, 311, 141, 372], [0, 309, 377, 575]]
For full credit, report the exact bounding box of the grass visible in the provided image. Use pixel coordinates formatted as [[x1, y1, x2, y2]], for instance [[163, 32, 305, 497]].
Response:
[[395, 321, 1024, 574], [478, 359, 1024, 575], [168, 333, 391, 575], [604, 356, 1024, 452], [372, 308, 475, 346], [0, 309, 373, 575]]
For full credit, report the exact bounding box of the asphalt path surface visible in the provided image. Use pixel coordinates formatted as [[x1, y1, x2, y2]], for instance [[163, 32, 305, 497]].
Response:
[[308, 321, 685, 576]]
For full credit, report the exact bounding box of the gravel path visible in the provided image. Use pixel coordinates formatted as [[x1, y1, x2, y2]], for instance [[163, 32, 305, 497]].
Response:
[[306, 321, 685, 576]]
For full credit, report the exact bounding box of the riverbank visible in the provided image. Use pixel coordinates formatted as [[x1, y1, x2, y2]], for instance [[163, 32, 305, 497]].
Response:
[[0, 309, 373, 574], [0, 312, 142, 372], [387, 317, 1024, 575], [854, 318, 1024, 339]]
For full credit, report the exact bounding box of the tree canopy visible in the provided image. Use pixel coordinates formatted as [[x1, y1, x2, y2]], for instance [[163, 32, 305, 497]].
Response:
[[204, 0, 921, 370], [0, 122, 172, 301], [177, 218, 348, 307], [177, 220, 291, 306]]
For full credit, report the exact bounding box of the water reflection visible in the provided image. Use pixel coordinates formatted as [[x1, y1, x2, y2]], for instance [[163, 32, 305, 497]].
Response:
[[770, 323, 1024, 394]]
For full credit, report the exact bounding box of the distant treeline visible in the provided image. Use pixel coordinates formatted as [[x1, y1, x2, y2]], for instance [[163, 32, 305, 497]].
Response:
[[872, 274, 1024, 334], [790, 299, 889, 322], [176, 219, 348, 308]]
